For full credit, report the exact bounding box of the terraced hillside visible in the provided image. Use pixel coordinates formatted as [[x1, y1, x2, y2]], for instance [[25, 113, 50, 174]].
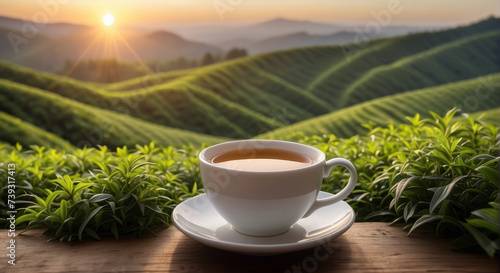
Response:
[[306, 18, 500, 107], [340, 30, 499, 107], [104, 70, 194, 91], [0, 61, 275, 138], [467, 108, 500, 124], [1, 17, 498, 139], [0, 112, 74, 150], [260, 74, 500, 139], [0, 79, 226, 148]]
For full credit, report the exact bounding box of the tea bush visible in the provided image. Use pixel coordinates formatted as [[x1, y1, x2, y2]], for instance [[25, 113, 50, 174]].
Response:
[[0, 143, 203, 240], [0, 109, 498, 256], [291, 109, 499, 257]]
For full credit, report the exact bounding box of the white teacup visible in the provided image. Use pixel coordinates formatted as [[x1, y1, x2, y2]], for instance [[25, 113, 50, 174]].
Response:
[[199, 140, 357, 237]]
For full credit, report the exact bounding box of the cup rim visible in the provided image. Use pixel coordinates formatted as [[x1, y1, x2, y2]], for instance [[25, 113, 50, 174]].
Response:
[[199, 139, 326, 173]]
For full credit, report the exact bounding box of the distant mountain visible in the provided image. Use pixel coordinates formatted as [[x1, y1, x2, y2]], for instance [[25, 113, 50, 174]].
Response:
[[0, 15, 88, 37], [242, 18, 346, 39], [0, 15, 439, 72], [168, 17, 347, 45], [247, 18, 434, 40], [169, 17, 437, 53], [0, 16, 221, 72], [0, 27, 54, 60], [250, 31, 357, 54], [249, 24, 435, 54]]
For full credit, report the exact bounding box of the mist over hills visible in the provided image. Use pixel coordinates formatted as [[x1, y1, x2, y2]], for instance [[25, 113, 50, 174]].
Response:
[[0, 15, 221, 72], [0, 15, 88, 37], [162, 17, 345, 46], [0, 15, 438, 73], [250, 31, 358, 54], [169, 17, 432, 48]]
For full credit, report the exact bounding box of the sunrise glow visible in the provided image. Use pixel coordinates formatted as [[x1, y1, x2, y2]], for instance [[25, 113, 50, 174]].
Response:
[[102, 13, 115, 26]]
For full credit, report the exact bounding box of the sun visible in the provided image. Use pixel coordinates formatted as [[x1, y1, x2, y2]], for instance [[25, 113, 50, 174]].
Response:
[[102, 13, 115, 26]]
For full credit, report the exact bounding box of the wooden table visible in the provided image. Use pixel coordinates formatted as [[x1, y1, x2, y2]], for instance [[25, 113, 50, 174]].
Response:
[[0, 223, 497, 273]]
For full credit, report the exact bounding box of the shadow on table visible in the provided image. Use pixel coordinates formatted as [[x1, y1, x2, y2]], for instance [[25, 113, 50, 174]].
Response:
[[168, 234, 365, 273]]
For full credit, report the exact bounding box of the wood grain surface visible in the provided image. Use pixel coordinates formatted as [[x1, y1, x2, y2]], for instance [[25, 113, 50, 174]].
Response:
[[0, 223, 497, 273]]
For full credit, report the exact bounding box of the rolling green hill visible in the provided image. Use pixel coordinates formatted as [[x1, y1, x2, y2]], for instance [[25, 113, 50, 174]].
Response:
[[0, 59, 324, 137], [306, 17, 500, 107], [0, 79, 226, 148], [0, 61, 276, 138], [259, 74, 500, 139], [103, 69, 194, 91], [467, 108, 500, 125], [340, 30, 499, 107], [0, 17, 498, 140], [108, 17, 499, 132], [0, 111, 74, 150]]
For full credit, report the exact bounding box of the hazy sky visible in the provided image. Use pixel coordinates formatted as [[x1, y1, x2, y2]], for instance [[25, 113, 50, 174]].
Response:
[[1, 0, 499, 27]]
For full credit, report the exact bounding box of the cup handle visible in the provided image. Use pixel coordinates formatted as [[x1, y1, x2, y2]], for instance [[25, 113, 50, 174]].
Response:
[[302, 158, 357, 218]]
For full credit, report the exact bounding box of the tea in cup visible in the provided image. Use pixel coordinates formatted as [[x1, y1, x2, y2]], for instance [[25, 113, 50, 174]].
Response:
[[199, 140, 357, 237]]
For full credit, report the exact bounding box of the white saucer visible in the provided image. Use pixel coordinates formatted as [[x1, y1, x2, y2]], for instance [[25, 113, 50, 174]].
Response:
[[172, 191, 355, 255]]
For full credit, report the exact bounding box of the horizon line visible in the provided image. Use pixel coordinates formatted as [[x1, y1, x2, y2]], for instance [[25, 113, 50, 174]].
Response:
[[1, 13, 493, 29]]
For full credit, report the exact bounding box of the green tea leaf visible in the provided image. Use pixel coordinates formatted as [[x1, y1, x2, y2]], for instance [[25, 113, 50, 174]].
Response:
[[191, 182, 198, 195], [59, 199, 68, 219], [451, 233, 479, 251], [429, 175, 467, 214], [408, 214, 443, 236], [89, 194, 114, 203], [63, 175, 75, 195], [111, 223, 119, 240], [475, 166, 499, 183], [404, 202, 418, 222], [365, 210, 395, 220], [488, 201, 499, 210], [85, 227, 101, 241], [45, 191, 62, 210], [78, 206, 104, 240], [461, 223, 498, 258], [390, 176, 422, 209], [466, 219, 498, 233], [74, 182, 93, 193], [15, 213, 37, 225]]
